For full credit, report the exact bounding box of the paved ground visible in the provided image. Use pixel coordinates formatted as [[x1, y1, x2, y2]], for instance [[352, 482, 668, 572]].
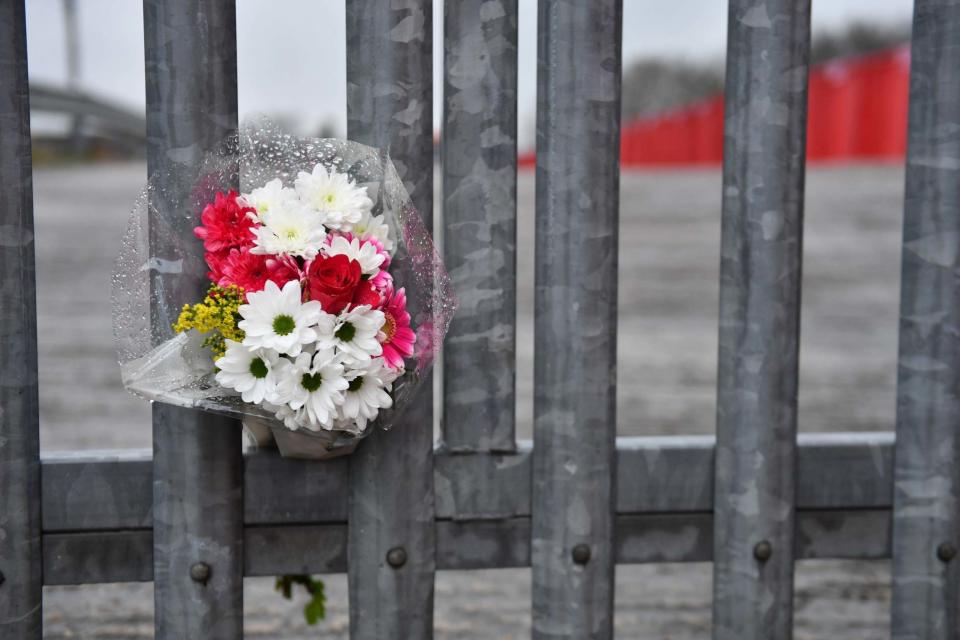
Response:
[[36, 162, 903, 637]]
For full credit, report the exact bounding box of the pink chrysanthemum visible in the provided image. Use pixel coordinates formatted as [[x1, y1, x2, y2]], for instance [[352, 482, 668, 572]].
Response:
[[194, 191, 257, 253], [217, 247, 299, 296], [369, 268, 393, 293], [378, 285, 415, 369], [205, 248, 229, 283]]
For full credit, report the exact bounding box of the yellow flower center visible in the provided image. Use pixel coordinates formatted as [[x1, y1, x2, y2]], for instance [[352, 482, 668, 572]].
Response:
[[382, 312, 397, 342]]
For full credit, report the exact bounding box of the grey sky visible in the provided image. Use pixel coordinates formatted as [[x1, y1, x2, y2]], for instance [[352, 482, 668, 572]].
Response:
[[26, 0, 912, 148]]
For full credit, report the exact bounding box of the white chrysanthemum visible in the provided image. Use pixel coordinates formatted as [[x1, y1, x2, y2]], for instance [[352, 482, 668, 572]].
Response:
[[325, 235, 385, 276], [239, 280, 322, 356], [294, 164, 372, 230], [272, 348, 348, 430], [250, 203, 327, 259], [241, 178, 298, 220], [214, 340, 281, 404], [318, 304, 385, 362], [312, 308, 340, 344], [352, 210, 394, 252], [272, 402, 307, 431], [338, 358, 395, 431]]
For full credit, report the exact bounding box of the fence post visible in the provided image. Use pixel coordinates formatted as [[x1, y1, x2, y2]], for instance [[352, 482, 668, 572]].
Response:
[[345, 1, 436, 637], [891, 1, 960, 637], [0, 2, 42, 637], [143, 1, 244, 637], [441, 0, 518, 454], [531, 1, 622, 637], [712, 1, 811, 638]]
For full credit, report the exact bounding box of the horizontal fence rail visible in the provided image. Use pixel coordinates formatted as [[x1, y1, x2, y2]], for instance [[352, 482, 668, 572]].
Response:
[[39, 433, 893, 585]]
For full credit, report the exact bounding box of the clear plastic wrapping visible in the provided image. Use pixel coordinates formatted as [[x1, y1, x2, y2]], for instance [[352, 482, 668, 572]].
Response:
[[112, 124, 455, 452]]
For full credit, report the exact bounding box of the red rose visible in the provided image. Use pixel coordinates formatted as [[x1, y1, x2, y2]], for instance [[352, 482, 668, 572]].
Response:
[[307, 254, 362, 314], [351, 280, 381, 309]]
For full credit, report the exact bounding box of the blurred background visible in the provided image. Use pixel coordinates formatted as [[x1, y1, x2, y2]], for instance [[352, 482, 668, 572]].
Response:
[[31, 0, 910, 637]]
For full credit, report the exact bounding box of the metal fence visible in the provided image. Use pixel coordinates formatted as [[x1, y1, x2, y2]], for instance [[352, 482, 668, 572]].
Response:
[[1, 0, 959, 638]]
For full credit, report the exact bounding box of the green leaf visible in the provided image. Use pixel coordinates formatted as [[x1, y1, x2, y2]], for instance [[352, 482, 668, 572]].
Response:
[[276, 574, 327, 625], [275, 575, 294, 600], [303, 580, 326, 625]]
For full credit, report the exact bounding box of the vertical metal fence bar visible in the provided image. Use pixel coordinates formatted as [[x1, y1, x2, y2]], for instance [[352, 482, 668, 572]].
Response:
[[713, 0, 811, 637], [346, 1, 436, 637], [891, 1, 960, 637], [531, 1, 622, 637], [144, 1, 244, 637], [441, 0, 518, 453], [0, 2, 42, 637]]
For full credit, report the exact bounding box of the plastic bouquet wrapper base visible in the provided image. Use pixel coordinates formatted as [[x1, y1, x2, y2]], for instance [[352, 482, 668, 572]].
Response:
[[121, 330, 365, 459], [113, 126, 454, 460], [243, 416, 360, 460]]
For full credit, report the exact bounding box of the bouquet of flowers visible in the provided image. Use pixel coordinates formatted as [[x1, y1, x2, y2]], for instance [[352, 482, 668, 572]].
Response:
[[112, 126, 454, 458]]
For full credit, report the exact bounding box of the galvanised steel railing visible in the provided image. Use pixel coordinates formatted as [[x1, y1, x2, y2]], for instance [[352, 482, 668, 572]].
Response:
[[1, 1, 959, 638]]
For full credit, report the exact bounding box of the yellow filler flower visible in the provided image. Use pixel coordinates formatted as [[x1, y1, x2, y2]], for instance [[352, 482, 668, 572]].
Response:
[[173, 284, 245, 358]]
